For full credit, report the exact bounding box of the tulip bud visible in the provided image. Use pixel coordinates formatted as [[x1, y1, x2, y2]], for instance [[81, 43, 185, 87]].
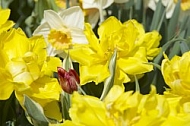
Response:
[[57, 67, 80, 94]]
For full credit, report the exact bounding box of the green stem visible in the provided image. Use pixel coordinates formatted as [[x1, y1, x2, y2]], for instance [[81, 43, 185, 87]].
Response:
[[77, 84, 86, 95], [154, 38, 186, 64]]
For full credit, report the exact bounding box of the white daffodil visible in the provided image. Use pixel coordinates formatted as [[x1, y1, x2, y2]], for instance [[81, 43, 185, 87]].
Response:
[[82, 0, 114, 26], [82, 0, 130, 27], [33, 6, 88, 57], [147, 0, 176, 19]]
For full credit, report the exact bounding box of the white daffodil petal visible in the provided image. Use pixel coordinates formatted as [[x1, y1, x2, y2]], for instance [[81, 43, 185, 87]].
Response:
[[82, 0, 96, 4], [33, 22, 50, 38], [88, 11, 100, 28], [82, 0, 100, 9], [58, 6, 84, 29], [83, 0, 114, 9], [44, 10, 65, 29], [70, 27, 88, 44]]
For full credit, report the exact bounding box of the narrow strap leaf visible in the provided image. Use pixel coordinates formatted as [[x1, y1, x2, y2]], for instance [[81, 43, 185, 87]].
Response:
[[23, 95, 49, 126], [100, 49, 117, 100]]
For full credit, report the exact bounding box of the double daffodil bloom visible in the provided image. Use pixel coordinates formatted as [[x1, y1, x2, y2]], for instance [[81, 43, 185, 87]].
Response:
[[70, 16, 161, 85], [161, 51, 190, 96], [65, 85, 190, 126], [0, 8, 14, 34], [0, 28, 62, 107], [33, 6, 88, 57], [104, 85, 169, 126]]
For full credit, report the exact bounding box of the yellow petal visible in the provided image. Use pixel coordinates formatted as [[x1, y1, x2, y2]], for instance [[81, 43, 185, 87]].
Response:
[[6, 60, 34, 87], [161, 114, 190, 126], [30, 77, 61, 103], [0, 21, 14, 33], [70, 92, 113, 126], [137, 31, 161, 60], [104, 85, 124, 104], [16, 76, 61, 107], [29, 35, 47, 65], [84, 23, 103, 55], [42, 56, 61, 76], [98, 16, 122, 40], [118, 47, 153, 75], [0, 9, 10, 25], [2, 28, 30, 59], [79, 63, 110, 85], [70, 47, 97, 65], [43, 101, 62, 121], [0, 69, 14, 100]]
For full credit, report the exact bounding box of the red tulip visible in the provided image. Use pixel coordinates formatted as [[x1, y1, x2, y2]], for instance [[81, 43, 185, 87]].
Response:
[[57, 67, 80, 94]]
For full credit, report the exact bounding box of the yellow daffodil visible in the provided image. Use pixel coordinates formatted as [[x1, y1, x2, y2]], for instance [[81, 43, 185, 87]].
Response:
[[70, 16, 161, 85], [161, 51, 190, 96], [0, 28, 62, 108], [0, 8, 14, 34], [174, 0, 190, 11], [69, 92, 115, 126], [104, 85, 169, 126], [162, 92, 190, 126], [33, 6, 88, 57], [64, 85, 190, 126], [55, 0, 67, 8], [161, 51, 190, 125]]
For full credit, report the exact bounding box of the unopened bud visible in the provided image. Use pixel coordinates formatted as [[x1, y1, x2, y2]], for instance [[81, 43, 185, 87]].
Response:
[[57, 67, 80, 94]]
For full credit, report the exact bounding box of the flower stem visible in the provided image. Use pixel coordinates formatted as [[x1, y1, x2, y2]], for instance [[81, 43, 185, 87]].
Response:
[[77, 84, 86, 95]]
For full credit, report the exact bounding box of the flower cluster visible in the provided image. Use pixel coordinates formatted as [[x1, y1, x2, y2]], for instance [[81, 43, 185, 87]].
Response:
[[66, 85, 190, 126], [1, 0, 190, 126]]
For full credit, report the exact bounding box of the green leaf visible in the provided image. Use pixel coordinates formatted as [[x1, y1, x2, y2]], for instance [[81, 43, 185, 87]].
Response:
[[100, 49, 117, 100], [167, 0, 181, 40], [180, 41, 190, 53], [153, 38, 185, 64], [35, 0, 50, 20], [185, 19, 190, 38], [47, 0, 59, 11], [60, 92, 71, 120], [0, 0, 14, 8], [179, 15, 190, 34], [150, 0, 166, 31], [23, 95, 49, 126], [168, 41, 180, 59], [147, 62, 161, 70]]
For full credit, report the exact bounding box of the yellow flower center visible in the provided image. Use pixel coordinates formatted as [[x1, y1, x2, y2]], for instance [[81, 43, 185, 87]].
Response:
[[48, 29, 72, 50]]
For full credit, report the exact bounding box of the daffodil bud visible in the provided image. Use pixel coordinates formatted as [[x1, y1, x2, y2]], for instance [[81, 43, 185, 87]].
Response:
[[57, 67, 80, 94]]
